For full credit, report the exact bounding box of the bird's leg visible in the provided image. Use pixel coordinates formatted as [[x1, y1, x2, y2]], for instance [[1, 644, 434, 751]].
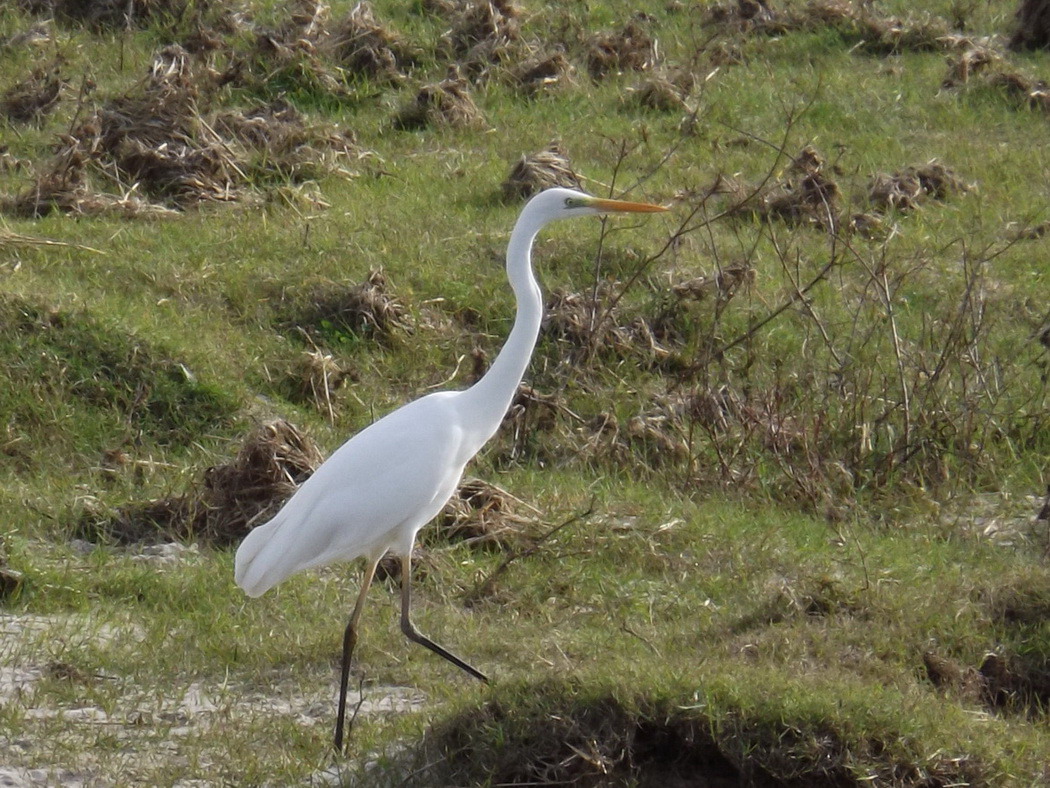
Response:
[[334, 557, 379, 753], [399, 553, 489, 682]]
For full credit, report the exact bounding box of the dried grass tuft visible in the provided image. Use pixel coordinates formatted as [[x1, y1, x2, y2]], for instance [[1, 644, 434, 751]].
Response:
[[867, 161, 970, 213], [507, 48, 573, 95], [984, 68, 1050, 112], [1, 60, 64, 124], [726, 146, 841, 229], [18, 0, 199, 30], [586, 17, 658, 79], [634, 71, 692, 111], [703, 0, 781, 34], [942, 45, 999, 88], [704, 0, 954, 55], [543, 288, 635, 361], [283, 269, 411, 347], [394, 67, 486, 129], [429, 477, 534, 550], [329, 1, 418, 83], [542, 287, 674, 367], [197, 419, 323, 544], [1010, 0, 1050, 50], [3, 44, 364, 217], [220, 0, 349, 99], [79, 419, 323, 546], [501, 143, 580, 201], [2, 21, 53, 49], [636, 79, 680, 112], [284, 348, 350, 417], [442, 0, 524, 80], [214, 99, 361, 182], [672, 263, 756, 303]]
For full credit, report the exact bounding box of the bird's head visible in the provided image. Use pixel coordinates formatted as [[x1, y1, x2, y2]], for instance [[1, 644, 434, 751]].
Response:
[[528, 187, 668, 221]]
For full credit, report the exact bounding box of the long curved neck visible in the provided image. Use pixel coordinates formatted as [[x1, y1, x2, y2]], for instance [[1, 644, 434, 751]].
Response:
[[460, 208, 547, 441]]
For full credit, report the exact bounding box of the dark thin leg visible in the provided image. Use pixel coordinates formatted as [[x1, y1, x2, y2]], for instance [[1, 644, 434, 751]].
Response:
[[399, 553, 489, 683], [334, 557, 379, 753]]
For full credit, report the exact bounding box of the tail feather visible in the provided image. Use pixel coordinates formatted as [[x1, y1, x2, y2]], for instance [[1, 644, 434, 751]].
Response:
[[234, 518, 284, 597]]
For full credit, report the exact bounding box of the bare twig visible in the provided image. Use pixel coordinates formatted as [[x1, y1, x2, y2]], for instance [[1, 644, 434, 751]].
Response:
[[0, 230, 103, 254], [465, 499, 596, 605], [714, 250, 841, 359]]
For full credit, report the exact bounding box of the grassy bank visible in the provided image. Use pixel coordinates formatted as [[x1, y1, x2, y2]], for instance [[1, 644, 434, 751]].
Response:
[[1, 0, 1048, 784]]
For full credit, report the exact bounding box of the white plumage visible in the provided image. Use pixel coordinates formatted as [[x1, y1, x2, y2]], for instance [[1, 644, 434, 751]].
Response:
[[233, 187, 666, 750]]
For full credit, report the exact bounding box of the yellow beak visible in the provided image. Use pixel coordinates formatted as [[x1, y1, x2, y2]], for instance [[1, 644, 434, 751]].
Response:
[[587, 197, 669, 213]]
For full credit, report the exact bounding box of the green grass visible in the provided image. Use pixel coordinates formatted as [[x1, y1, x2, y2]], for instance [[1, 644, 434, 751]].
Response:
[[1, 0, 1049, 784]]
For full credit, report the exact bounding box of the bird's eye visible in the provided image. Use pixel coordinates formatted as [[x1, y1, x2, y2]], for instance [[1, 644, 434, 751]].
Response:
[[564, 197, 580, 208]]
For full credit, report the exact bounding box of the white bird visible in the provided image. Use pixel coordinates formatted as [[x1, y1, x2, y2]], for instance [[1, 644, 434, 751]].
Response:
[[234, 187, 667, 750]]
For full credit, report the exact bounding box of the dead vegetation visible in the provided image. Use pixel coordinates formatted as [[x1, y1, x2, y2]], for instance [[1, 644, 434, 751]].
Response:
[[16, 0, 202, 30], [722, 147, 969, 230], [2, 45, 363, 217], [329, 1, 418, 84], [79, 424, 532, 551], [500, 143, 580, 201], [982, 68, 1050, 113], [724, 145, 842, 229], [0, 60, 65, 124], [925, 649, 1050, 717], [427, 477, 534, 550], [506, 48, 573, 95], [213, 98, 361, 183], [281, 348, 351, 418], [867, 161, 970, 213], [440, 0, 525, 82], [1010, 0, 1050, 50], [540, 286, 675, 367], [394, 67, 485, 129], [935, 34, 1050, 113], [277, 269, 411, 349], [586, 17, 658, 79], [941, 43, 1000, 88], [77, 419, 324, 546], [704, 0, 956, 56], [672, 263, 757, 304], [633, 71, 692, 112], [215, 0, 350, 99]]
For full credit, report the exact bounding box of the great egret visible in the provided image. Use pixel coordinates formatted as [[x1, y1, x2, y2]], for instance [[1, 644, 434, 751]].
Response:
[[234, 187, 667, 751]]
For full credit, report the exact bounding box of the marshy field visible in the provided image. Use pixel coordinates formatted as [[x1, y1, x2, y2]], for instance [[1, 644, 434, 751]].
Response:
[[1, 0, 1049, 784]]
